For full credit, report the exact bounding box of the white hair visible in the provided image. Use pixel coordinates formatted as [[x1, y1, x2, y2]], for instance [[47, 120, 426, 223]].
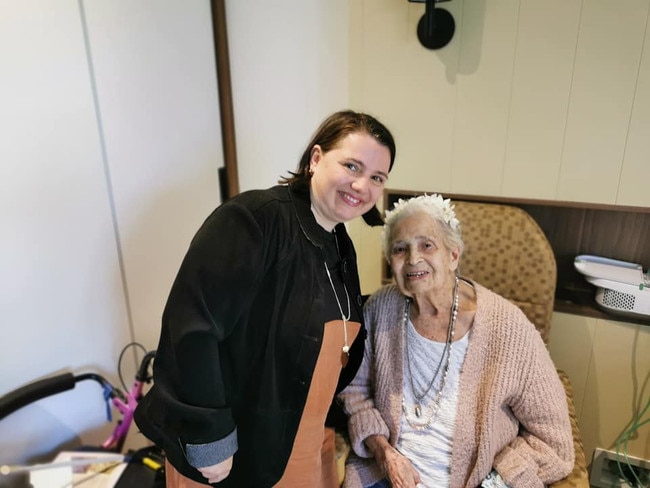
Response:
[[380, 194, 464, 261]]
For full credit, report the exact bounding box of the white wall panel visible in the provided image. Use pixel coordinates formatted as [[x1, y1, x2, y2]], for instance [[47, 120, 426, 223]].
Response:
[[350, 0, 650, 465], [578, 318, 650, 462], [351, 0, 461, 193], [0, 0, 131, 465], [501, 1, 580, 199], [0, 0, 226, 471], [226, 0, 349, 192], [557, 0, 649, 203], [83, 0, 223, 351], [547, 313, 596, 421], [618, 7, 650, 207], [451, 0, 519, 195]]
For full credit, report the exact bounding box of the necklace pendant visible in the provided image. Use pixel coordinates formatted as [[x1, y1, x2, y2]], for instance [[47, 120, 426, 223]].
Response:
[[341, 351, 349, 368], [342, 345, 350, 353], [415, 404, 422, 418]]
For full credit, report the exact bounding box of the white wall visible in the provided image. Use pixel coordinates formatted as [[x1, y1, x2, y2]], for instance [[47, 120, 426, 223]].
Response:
[[0, 0, 351, 480], [0, 1, 133, 469], [347, 0, 650, 468], [83, 0, 223, 349], [226, 0, 349, 191], [0, 0, 222, 476], [348, 0, 650, 207], [8, 0, 644, 481]]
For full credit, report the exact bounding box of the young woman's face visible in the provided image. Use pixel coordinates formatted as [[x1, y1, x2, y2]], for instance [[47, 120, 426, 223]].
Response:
[[388, 211, 459, 298], [309, 132, 391, 231]]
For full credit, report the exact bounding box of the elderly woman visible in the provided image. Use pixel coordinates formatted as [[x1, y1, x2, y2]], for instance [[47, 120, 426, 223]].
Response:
[[339, 194, 574, 488]]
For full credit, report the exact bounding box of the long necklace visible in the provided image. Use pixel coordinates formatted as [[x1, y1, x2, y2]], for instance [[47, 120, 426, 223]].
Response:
[[402, 276, 459, 429], [324, 262, 351, 355]]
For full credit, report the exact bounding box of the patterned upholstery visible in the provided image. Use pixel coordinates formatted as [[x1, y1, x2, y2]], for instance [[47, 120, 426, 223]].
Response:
[[556, 370, 589, 487], [454, 201, 588, 487], [454, 202, 556, 344]]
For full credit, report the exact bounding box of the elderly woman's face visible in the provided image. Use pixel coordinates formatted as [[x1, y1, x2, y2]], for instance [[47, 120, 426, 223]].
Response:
[[388, 211, 459, 298]]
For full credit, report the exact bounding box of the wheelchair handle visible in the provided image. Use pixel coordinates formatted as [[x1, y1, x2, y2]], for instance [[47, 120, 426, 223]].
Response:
[[0, 373, 76, 420]]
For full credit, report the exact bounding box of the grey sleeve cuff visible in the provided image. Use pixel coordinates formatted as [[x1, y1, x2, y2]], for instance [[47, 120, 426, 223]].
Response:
[[184, 428, 238, 468]]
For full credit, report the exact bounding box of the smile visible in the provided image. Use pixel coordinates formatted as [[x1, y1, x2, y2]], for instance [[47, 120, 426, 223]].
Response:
[[339, 191, 362, 206], [406, 271, 428, 278]]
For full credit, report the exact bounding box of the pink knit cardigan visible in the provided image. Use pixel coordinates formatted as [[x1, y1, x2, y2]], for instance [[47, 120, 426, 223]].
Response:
[[339, 282, 574, 488]]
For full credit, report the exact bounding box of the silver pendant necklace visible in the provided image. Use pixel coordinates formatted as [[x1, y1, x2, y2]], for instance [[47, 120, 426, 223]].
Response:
[[324, 262, 351, 355], [402, 276, 459, 429]]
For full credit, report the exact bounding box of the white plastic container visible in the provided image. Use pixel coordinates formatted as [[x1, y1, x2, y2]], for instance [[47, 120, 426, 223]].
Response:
[[574, 255, 650, 320]]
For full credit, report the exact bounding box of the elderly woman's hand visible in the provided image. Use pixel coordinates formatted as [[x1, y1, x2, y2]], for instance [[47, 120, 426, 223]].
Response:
[[365, 435, 422, 488], [383, 446, 421, 487]]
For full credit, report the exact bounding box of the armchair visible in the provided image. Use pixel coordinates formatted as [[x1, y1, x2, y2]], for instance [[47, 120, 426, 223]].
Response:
[[336, 199, 589, 486], [452, 200, 588, 487]]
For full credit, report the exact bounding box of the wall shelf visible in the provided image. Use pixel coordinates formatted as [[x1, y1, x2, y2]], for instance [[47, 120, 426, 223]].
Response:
[[383, 190, 650, 327]]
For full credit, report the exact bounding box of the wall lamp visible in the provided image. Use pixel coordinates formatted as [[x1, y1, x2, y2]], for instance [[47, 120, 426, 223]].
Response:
[[408, 0, 455, 50]]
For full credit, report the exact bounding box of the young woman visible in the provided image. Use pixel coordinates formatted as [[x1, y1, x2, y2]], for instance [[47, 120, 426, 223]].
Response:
[[134, 110, 396, 487]]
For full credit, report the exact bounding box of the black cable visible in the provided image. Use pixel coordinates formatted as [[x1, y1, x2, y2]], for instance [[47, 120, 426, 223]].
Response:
[[116, 342, 147, 392]]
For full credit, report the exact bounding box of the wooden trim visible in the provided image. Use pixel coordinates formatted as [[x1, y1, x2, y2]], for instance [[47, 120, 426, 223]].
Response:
[[211, 0, 239, 198], [383, 189, 650, 214]]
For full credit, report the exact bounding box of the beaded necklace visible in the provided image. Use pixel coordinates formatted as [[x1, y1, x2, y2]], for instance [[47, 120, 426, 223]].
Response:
[[402, 276, 459, 430]]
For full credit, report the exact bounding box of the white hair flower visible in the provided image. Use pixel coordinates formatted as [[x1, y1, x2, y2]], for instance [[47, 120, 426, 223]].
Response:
[[384, 193, 459, 230], [381, 193, 461, 260], [381, 193, 464, 262]]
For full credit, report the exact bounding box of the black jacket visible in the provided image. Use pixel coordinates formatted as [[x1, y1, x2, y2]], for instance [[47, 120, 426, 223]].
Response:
[[134, 182, 366, 486]]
